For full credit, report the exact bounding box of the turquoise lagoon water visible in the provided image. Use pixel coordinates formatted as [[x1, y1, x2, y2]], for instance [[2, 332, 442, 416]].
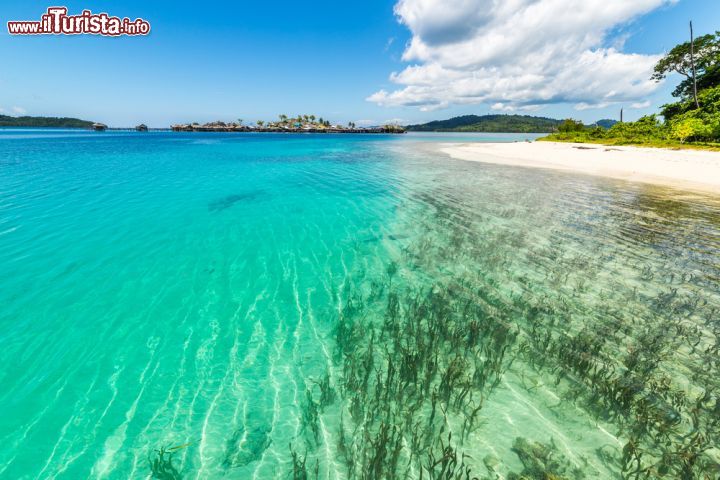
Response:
[[1, 130, 719, 479]]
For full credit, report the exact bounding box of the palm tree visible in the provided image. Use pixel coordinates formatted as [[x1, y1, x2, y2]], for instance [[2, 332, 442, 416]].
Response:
[[237, 118, 243, 126], [279, 114, 287, 124], [257, 120, 265, 127], [309, 115, 316, 124]]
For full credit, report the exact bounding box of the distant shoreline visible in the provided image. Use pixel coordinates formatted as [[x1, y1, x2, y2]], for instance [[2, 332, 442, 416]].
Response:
[[169, 123, 405, 134], [440, 141, 720, 194], [0, 126, 405, 134], [0, 115, 406, 134]]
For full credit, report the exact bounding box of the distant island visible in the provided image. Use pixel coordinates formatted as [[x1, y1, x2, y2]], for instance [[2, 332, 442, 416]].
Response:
[[406, 114, 562, 133], [0, 115, 94, 129], [0, 114, 406, 134], [595, 119, 619, 129], [172, 115, 405, 134], [405, 114, 620, 133]]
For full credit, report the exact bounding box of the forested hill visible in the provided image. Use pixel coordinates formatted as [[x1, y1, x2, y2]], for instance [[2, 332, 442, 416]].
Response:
[[0, 115, 94, 128], [405, 114, 562, 133]]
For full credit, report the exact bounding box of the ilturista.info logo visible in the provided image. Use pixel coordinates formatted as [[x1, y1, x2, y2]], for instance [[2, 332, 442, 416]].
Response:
[[7, 7, 150, 36]]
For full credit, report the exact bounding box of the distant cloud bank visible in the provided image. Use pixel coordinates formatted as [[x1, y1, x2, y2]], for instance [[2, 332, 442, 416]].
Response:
[[369, 0, 674, 111]]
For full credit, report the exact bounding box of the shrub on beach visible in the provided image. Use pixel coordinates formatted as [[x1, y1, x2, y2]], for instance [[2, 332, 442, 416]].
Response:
[[669, 111, 720, 142], [671, 117, 709, 143], [663, 86, 720, 142], [607, 115, 667, 142], [557, 118, 585, 133]]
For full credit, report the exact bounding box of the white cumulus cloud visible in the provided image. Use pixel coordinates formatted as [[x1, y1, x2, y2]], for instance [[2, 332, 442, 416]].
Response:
[[368, 0, 674, 111], [12, 106, 27, 114]]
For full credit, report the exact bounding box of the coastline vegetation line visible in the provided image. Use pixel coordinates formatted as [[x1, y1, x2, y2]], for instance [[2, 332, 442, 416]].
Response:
[[542, 27, 720, 149]]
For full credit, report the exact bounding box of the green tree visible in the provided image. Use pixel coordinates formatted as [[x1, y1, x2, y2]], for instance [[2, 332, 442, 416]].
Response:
[[652, 31, 720, 102], [661, 80, 720, 121], [671, 117, 708, 143], [557, 119, 585, 133]]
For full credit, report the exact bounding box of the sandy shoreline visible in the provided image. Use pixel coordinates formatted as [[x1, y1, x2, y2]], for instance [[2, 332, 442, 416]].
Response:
[[440, 141, 720, 194]]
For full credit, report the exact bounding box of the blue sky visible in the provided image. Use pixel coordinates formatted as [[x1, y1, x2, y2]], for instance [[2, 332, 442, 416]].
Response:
[[0, 0, 718, 127]]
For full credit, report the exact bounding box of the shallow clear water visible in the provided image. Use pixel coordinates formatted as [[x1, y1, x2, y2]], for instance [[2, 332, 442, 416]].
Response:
[[1, 130, 719, 479]]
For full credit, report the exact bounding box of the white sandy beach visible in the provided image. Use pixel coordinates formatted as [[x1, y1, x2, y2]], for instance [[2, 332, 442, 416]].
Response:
[[441, 141, 720, 194]]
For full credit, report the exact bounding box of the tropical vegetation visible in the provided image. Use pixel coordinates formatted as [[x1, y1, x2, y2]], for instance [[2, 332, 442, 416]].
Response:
[[542, 28, 720, 149]]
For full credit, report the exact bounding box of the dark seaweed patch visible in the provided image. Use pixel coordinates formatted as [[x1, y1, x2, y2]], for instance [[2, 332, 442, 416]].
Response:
[[149, 446, 183, 480], [222, 424, 272, 468], [207, 191, 264, 212]]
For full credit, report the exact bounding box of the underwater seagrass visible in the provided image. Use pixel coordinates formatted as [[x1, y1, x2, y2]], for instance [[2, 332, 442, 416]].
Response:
[[149, 446, 184, 480], [286, 178, 720, 479]]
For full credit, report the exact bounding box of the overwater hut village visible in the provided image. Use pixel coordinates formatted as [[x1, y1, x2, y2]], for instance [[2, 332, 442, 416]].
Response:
[[170, 114, 405, 134]]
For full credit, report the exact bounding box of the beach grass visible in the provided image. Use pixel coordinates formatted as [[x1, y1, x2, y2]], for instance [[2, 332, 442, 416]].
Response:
[[537, 133, 720, 151]]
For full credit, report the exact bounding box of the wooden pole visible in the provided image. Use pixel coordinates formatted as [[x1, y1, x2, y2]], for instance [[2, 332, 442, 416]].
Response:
[[690, 21, 700, 109]]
